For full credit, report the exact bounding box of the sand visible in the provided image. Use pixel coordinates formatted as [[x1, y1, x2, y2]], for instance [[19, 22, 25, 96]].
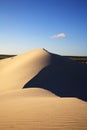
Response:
[[0, 88, 87, 130], [0, 48, 87, 130], [0, 49, 51, 92]]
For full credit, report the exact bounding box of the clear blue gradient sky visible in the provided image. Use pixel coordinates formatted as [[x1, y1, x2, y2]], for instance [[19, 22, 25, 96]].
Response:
[[0, 0, 87, 55]]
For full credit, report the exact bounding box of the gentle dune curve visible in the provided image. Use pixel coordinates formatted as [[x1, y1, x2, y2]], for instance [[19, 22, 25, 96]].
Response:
[[0, 88, 56, 98], [0, 48, 51, 92], [0, 48, 87, 101], [0, 88, 87, 130], [0, 48, 87, 130]]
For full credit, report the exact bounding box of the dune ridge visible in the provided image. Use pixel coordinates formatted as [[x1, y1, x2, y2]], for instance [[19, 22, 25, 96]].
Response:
[[0, 48, 87, 101], [0, 48, 51, 92], [0, 88, 56, 98], [0, 48, 87, 130]]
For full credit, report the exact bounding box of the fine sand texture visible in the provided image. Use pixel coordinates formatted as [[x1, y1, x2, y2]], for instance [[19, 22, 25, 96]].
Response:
[[0, 48, 87, 100], [0, 49, 51, 92], [0, 88, 87, 130], [0, 48, 87, 130]]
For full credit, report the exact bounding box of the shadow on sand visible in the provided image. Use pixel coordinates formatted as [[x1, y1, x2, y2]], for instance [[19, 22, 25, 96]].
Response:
[[23, 54, 87, 101]]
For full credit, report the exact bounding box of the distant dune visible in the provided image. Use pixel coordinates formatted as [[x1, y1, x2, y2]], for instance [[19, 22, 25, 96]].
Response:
[[0, 48, 87, 130], [0, 54, 16, 60]]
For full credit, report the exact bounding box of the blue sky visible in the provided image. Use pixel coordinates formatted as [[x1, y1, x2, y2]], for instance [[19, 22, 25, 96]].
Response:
[[0, 0, 87, 55]]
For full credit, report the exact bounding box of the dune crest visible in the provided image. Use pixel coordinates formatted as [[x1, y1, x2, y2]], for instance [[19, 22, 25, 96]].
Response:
[[0, 48, 87, 101], [0, 48, 87, 130], [0, 88, 56, 98], [0, 48, 51, 92]]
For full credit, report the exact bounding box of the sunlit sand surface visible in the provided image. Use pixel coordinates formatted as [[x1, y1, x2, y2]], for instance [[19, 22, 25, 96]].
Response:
[[0, 48, 87, 130], [0, 88, 87, 130]]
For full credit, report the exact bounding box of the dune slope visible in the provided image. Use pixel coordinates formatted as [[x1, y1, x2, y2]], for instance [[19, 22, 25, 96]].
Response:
[[0, 88, 87, 130], [0, 48, 87, 130], [0, 48, 87, 101], [0, 48, 51, 92]]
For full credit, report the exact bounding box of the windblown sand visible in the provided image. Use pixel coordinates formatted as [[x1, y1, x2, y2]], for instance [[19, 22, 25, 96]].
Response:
[[0, 88, 87, 130], [0, 48, 87, 130], [0, 49, 51, 92]]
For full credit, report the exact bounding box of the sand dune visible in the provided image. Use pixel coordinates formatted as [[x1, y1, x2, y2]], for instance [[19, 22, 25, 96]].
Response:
[[0, 88, 56, 98], [0, 48, 51, 92], [0, 88, 87, 130], [0, 48, 87, 100], [0, 48, 87, 129]]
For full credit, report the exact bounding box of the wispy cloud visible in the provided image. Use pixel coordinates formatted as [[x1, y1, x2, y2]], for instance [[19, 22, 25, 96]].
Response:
[[51, 33, 67, 39]]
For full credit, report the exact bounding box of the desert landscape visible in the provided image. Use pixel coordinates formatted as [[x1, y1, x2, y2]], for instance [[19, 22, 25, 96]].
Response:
[[0, 48, 87, 130], [0, 0, 87, 129]]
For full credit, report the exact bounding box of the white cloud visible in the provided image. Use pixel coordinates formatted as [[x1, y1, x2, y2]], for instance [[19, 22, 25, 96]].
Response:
[[51, 33, 67, 39]]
